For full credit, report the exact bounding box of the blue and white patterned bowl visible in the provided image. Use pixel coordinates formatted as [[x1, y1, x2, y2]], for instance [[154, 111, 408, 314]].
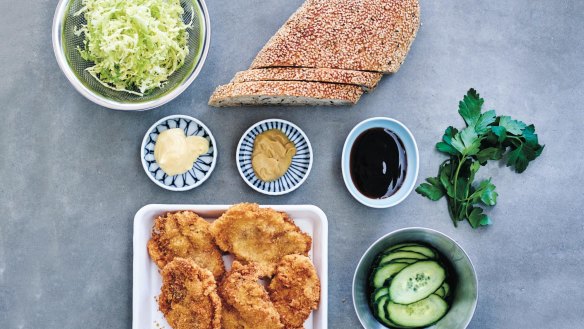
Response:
[[141, 115, 217, 191], [236, 119, 313, 195]]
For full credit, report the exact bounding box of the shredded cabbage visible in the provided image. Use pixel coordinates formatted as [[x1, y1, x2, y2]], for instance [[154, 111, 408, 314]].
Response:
[[74, 0, 192, 95]]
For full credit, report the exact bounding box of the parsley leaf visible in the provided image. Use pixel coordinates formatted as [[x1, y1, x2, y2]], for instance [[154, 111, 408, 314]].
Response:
[[473, 110, 497, 134], [439, 163, 454, 198], [522, 124, 541, 147], [450, 127, 481, 156], [458, 88, 484, 127], [476, 147, 503, 164], [436, 126, 460, 156], [477, 179, 498, 206], [468, 207, 491, 228], [416, 88, 544, 229], [415, 177, 445, 201], [498, 116, 527, 135], [436, 142, 459, 155], [507, 143, 543, 173], [490, 126, 507, 142]]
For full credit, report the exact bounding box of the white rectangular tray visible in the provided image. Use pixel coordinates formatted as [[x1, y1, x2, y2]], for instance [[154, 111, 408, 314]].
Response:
[[133, 204, 328, 329]]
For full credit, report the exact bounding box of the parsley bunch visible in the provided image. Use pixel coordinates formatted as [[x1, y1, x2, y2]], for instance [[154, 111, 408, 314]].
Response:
[[416, 89, 544, 228]]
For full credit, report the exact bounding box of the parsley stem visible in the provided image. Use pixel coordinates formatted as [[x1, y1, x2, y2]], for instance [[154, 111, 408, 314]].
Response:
[[452, 155, 466, 211], [464, 188, 484, 202], [465, 204, 473, 219], [446, 196, 458, 227], [506, 135, 523, 141]]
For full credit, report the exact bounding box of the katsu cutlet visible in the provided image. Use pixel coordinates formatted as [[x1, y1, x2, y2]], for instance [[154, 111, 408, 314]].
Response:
[[148, 211, 225, 278], [268, 254, 321, 328], [159, 258, 222, 329], [209, 203, 311, 275], [219, 261, 283, 329]]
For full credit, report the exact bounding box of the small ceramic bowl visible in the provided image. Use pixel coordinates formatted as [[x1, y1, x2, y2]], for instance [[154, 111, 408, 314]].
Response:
[[342, 117, 419, 208], [353, 227, 478, 329], [141, 115, 217, 191], [236, 119, 313, 195]]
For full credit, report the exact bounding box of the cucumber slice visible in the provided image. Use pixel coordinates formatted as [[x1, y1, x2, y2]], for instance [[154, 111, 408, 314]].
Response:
[[442, 282, 450, 297], [389, 261, 446, 304], [378, 258, 420, 266], [379, 251, 428, 264], [372, 262, 409, 288], [375, 296, 413, 329], [375, 296, 396, 327], [432, 282, 450, 299], [383, 243, 418, 253], [387, 294, 448, 327], [393, 245, 437, 258], [376, 296, 389, 319], [372, 287, 389, 303]]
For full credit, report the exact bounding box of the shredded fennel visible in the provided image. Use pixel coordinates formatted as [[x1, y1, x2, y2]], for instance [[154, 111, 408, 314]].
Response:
[[74, 0, 192, 95]]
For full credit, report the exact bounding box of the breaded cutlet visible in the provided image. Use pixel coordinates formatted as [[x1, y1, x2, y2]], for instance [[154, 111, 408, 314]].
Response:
[[148, 211, 225, 278], [159, 258, 222, 329]]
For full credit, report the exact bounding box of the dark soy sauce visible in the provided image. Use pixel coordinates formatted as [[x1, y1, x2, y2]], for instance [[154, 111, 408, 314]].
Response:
[[350, 128, 407, 199]]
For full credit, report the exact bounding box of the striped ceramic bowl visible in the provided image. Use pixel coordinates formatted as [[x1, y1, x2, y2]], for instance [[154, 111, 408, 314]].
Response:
[[141, 115, 217, 191], [236, 119, 313, 195]]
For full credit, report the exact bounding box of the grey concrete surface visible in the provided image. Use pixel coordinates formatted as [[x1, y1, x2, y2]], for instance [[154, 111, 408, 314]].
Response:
[[1, 0, 583, 328]]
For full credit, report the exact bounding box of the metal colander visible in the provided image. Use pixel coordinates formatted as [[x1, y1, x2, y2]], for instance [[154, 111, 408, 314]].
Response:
[[52, 0, 210, 110]]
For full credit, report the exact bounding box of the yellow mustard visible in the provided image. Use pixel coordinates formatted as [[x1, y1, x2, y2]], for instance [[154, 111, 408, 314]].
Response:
[[252, 129, 297, 182]]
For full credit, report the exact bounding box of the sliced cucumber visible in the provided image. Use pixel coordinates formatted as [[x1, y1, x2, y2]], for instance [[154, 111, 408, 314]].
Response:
[[379, 251, 428, 264], [442, 282, 450, 298], [432, 282, 450, 299], [383, 243, 418, 253], [372, 287, 389, 303], [434, 287, 445, 298], [370, 243, 453, 328], [375, 296, 413, 329], [389, 261, 446, 304], [387, 294, 448, 327], [376, 296, 389, 319], [372, 262, 409, 288], [378, 258, 421, 266], [375, 296, 395, 327], [393, 245, 437, 259]]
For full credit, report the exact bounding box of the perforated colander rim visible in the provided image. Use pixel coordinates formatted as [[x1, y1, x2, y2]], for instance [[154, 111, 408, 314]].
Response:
[[52, 0, 211, 111]]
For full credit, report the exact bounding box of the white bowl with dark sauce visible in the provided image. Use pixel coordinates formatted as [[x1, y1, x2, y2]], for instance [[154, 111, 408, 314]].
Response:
[[342, 117, 419, 208]]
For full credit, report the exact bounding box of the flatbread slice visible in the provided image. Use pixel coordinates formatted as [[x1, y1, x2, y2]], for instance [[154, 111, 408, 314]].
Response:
[[232, 68, 383, 92], [209, 81, 363, 107], [251, 0, 420, 73]]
